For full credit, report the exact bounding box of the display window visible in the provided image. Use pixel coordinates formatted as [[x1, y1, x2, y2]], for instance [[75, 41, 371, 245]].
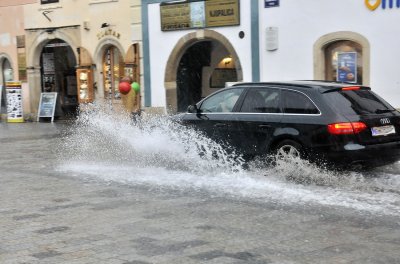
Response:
[[324, 40, 363, 84], [1, 59, 13, 113], [103, 46, 124, 101]]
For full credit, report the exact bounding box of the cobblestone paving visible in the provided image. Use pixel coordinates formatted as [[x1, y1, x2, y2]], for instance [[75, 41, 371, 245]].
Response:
[[1, 122, 400, 264]]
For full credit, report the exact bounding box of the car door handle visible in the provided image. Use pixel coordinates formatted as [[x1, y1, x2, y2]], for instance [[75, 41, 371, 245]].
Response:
[[258, 124, 272, 129], [214, 123, 228, 127]]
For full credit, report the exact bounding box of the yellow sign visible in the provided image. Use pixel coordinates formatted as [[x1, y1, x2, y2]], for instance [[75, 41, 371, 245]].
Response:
[[365, 0, 381, 10], [160, 0, 240, 31], [160, 3, 190, 31], [97, 29, 121, 40], [205, 0, 239, 27]]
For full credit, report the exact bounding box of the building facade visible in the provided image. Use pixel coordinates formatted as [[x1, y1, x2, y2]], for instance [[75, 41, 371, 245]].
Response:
[[3, 0, 399, 120], [0, 0, 36, 119], [21, 0, 142, 120], [141, 0, 400, 114]]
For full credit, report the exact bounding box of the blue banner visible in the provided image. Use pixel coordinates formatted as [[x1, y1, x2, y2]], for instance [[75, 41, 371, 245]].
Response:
[[265, 0, 279, 8], [337, 52, 357, 83]]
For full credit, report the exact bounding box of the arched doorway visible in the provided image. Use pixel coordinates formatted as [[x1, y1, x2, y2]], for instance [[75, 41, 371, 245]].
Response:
[[165, 30, 243, 113], [40, 39, 78, 118], [177, 41, 211, 112], [313, 31, 370, 85], [1, 58, 13, 113]]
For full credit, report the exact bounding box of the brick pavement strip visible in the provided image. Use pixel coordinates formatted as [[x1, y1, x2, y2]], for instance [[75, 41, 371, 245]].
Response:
[[1, 122, 400, 263]]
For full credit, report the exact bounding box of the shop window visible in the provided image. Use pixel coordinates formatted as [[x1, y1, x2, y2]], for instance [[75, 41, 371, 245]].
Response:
[[324, 40, 363, 84], [103, 46, 124, 100]]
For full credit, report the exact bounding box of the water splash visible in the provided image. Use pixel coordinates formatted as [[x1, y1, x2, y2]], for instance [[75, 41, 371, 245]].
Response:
[[56, 104, 400, 216], [58, 104, 244, 174]]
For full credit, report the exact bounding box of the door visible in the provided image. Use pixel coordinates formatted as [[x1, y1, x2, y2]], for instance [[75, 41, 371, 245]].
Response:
[[230, 87, 283, 156]]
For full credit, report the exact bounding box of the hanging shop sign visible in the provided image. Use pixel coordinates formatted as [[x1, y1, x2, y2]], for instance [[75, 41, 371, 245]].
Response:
[[365, 0, 400, 10], [6, 82, 24, 123], [160, 0, 239, 31], [41, 0, 59, 4], [337, 52, 357, 83], [37, 92, 57, 122]]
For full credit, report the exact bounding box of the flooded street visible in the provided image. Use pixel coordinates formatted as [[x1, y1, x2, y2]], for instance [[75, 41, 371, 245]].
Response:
[[1, 108, 400, 263], [58, 107, 400, 217]]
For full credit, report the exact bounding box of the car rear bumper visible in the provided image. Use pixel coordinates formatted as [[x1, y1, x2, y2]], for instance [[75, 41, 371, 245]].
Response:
[[318, 140, 400, 168]]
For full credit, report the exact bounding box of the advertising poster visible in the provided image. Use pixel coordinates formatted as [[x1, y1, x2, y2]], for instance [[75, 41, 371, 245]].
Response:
[[6, 81, 24, 123], [337, 52, 357, 83], [37, 92, 57, 122], [190, 1, 205, 28]]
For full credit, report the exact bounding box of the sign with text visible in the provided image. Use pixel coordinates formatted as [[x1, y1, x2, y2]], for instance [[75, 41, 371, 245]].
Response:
[[365, 0, 400, 10], [6, 82, 24, 123], [337, 52, 357, 83], [205, 0, 240, 27], [160, 0, 239, 31], [37, 92, 57, 122], [265, 0, 279, 8], [41, 0, 59, 4]]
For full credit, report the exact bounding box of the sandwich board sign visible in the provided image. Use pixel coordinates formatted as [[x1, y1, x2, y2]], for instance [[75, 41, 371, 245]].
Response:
[[6, 81, 24, 123], [37, 92, 57, 122]]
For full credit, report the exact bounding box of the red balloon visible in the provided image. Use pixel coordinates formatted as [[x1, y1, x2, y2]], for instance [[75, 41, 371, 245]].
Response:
[[118, 81, 131, 95]]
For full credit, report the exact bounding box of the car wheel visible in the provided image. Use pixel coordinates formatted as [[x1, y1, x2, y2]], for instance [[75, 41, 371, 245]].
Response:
[[274, 140, 303, 162]]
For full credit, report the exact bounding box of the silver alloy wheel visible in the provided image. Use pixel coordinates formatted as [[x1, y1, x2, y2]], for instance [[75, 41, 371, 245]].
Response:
[[276, 144, 301, 160]]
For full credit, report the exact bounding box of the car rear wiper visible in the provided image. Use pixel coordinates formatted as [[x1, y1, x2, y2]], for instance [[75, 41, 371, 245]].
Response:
[[375, 109, 395, 114]]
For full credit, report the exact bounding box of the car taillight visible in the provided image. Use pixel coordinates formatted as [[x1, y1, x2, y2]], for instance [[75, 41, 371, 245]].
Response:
[[342, 86, 361, 91], [327, 122, 367, 135]]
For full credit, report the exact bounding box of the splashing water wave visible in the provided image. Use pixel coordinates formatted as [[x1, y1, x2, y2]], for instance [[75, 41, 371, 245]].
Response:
[[56, 104, 400, 216]]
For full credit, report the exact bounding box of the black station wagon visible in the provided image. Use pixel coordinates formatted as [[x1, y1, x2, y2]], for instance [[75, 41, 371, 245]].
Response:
[[174, 81, 400, 169]]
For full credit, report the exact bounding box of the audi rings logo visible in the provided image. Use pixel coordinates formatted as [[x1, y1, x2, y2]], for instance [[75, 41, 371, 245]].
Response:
[[380, 118, 391, 125]]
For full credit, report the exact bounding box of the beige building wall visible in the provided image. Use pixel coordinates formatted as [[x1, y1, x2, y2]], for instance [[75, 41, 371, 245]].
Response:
[[23, 0, 142, 117], [0, 0, 36, 118]]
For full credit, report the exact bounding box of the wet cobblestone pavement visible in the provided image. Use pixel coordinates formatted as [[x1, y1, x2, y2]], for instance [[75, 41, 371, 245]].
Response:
[[1, 122, 400, 264]]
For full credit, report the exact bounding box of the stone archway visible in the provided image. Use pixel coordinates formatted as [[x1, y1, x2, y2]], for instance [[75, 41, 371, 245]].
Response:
[[165, 29, 243, 113], [26, 28, 80, 115], [313, 31, 370, 85], [93, 38, 126, 101]]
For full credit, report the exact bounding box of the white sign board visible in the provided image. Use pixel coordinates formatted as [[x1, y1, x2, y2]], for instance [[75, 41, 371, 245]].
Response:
[[6, 82, 24, 123], [37, 92, 57, 122]]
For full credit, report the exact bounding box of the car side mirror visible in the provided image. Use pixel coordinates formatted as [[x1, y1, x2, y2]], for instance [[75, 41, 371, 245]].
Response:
[[187, 104, 199, 113]]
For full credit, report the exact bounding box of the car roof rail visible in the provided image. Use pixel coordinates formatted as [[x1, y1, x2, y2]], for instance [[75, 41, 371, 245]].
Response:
[[231, 81, 314, 89]]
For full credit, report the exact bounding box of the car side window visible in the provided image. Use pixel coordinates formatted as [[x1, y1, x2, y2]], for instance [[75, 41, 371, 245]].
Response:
[[240, 88, 281, 113], [199, 88, 244, 113], [282, 90, 319, 114]]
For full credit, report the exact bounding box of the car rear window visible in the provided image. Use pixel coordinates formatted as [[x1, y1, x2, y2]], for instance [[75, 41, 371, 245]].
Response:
[[282, 90, 319, 114], [324, 89, 395, 115]]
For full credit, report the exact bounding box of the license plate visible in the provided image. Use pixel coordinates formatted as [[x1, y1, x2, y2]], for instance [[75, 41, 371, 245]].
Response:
[[371, 125, 396, 136]]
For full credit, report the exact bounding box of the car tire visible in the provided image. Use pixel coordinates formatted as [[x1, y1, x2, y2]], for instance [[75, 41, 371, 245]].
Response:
[[274, 139, 303, 162]]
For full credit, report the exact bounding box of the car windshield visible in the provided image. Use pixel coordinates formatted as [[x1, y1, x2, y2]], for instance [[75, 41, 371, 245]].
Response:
[[324, 89, 395, 115]]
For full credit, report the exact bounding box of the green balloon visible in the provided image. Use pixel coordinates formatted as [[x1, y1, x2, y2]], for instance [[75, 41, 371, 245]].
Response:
[[131, 82, 140, 92]]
